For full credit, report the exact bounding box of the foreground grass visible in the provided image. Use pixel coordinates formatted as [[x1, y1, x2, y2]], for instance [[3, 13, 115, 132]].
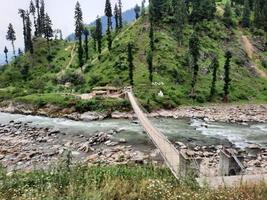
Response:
[[0, 164, 266, 200]]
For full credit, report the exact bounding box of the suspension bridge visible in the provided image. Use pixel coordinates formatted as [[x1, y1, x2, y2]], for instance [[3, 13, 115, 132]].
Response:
[[125, 88, 267, 188]]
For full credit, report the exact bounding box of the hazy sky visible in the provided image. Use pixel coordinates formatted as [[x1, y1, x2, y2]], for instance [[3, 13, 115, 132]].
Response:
[[0, 0, 142, 52]]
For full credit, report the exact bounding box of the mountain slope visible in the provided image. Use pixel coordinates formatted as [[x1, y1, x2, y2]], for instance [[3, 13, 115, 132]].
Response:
[[0, 7, 267, 112]]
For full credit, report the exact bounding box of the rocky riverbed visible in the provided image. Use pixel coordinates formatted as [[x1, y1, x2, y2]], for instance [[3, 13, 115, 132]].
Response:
[[0, 120, 266, 177], [0, 101, 266, 123]]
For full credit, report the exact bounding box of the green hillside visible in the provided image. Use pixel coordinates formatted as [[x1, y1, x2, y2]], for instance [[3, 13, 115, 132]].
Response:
[[0, 2, 267, 112]]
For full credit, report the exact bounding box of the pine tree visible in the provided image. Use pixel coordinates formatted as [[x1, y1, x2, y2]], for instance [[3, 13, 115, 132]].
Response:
[[74, 1, 84, 71], [40, 0, 46, 35], [127, 43, 134, 86], [242, 0, 251, 28], [105, 0, 113, 30], [6, 23, 16, 58], [118, 0, 123, 29], [105, 0, 113, 51], [83, 28, 89, 61], [90, 26, 97, 51], [26, 11, 34, 54], [4, 47, 8, 64], [223, 51, 232, 103], [44, 13, 53, 59], [25, 11, 33, 54], [149, 0, 163, 23], [18, 9, 27, 52], [18, 48, 23, 56], [223, 1, 233, 27], [95, 16, 103, 54], [172, 0, 187, 45], [35, 0, 41, 36], [253, 0, 267, 30], [134, 4, 141, 19], [29, 0, 37, 36], [141, 0, 146, 16], [209, 55, 219, 100], [147, 49, 153, 83], [189, 31, 200, 97], [59, 30, 63, 40], [190, 0, 216, 23], [114, 4, 119, 31], [44, 13, 53, 42]]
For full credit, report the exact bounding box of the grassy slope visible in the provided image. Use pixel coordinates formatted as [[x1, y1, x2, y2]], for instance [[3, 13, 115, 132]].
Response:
[[0, 7, 266, 112], [86, 13, 267, 109], [0, 164, 266, 200]]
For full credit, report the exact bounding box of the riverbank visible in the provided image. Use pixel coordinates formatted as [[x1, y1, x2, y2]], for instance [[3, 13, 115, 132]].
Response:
[[0, 101, 266, 123], [0, 119, 266, 176]]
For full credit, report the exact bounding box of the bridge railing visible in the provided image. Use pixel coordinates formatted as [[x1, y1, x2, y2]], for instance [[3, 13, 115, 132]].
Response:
[[127, 91, 181, 178]]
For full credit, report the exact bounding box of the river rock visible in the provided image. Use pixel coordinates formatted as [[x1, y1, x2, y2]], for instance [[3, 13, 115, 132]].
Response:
[[80, 112, 107, 121], [78, 142, 94, 153], [111, 111, 134, 119], [119, 138, 127, 143]]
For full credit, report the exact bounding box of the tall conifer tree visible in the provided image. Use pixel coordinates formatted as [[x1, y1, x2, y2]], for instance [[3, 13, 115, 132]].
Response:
[[105, 0, 113, 51], [223, 1, 233, 27], [4, 47, 8, 64], [114, 4, 119, 30], [223, 51, 232, 102], [95, 16, 103, 55], [25, 11, 33, 54], [189, 31, 200, 98], [29, 0, 37, 36], [209, 55, 219, 100], [128, 43, 134, 86], [118, 0, 123, 29], [35, 0, 41, 36], [44, 13, 53, 59], [18, 9, 27, 52], [242, 0, 251, 27], [172, 0, 187, 45], [40, 0, 46, 35], [134, 4, 141, 19], [74, 1, 84, 71], [6, 23, 16, 57], [83, 28, 89, 61]]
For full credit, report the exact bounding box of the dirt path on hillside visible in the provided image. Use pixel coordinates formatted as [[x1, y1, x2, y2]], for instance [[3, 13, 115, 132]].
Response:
[[241, 35, 267, 78], [66, 44, 76, 69]]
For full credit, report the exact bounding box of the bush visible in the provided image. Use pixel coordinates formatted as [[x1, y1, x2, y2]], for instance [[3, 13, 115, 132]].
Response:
[[57, 70, 85, 86]]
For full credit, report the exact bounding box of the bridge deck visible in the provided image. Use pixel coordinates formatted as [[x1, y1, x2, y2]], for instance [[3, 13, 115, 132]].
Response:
[[127, 91, 181, 178]]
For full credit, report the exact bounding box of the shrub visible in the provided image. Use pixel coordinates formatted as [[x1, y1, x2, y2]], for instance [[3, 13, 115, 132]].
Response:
[[57, 70, 85, 86]]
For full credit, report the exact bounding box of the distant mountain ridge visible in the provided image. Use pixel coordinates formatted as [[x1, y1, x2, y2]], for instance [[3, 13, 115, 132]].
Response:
[[66, 8, 136, 41]]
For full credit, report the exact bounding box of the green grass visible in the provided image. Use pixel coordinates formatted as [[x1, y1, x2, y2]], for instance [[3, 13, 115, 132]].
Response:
[[0, 163, 266, 200]]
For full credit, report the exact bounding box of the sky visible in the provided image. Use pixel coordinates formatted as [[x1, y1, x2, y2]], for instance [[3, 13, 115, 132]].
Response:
[[0, 0, 143, 55]]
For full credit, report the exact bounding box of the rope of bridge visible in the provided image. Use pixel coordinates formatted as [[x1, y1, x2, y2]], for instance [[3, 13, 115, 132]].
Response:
[[126, 90, 202, 178]]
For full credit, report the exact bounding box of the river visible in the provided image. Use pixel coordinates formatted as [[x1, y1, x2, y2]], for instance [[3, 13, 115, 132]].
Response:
[[0, 112, 266, 149]]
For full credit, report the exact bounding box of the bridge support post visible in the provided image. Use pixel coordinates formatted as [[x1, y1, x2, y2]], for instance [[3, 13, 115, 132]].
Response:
[[219, 149, 244, 176], [179, 152, 202, 177]]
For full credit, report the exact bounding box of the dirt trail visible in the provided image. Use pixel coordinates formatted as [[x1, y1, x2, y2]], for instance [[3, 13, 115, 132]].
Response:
[[66, 44, 76, 69], [241, 35, 267, 78]]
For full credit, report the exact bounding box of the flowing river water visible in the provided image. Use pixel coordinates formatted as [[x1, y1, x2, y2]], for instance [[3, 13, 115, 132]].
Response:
[[0, 112, 267, 149]]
